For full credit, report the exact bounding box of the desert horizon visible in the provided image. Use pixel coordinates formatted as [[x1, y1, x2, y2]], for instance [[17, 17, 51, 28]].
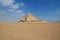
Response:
[[0, 22, 60, 40], [0, 13, 60, 40]]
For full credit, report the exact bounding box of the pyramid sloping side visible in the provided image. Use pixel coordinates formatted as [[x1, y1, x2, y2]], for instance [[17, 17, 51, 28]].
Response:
[[18, 13, 47, 23], [19, 13, 39, 22]]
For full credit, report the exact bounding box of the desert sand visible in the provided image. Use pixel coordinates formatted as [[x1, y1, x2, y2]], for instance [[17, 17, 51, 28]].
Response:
[[0, 22, 60, 40]]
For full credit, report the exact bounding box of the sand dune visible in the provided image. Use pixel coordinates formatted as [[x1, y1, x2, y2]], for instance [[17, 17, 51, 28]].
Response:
[[0, 22, 60, 40]]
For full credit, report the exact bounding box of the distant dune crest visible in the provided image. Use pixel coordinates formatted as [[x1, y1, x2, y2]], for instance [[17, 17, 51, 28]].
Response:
[[18, 13, 47, 23]]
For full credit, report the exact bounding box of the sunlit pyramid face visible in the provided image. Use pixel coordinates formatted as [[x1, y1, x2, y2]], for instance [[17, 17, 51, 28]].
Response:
[[25, 13, 39, 22], [18, 13, 47, 23]]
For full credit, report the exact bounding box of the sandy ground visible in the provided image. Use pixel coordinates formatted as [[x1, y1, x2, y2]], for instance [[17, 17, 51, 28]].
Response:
[[0, 22, 60, 40]]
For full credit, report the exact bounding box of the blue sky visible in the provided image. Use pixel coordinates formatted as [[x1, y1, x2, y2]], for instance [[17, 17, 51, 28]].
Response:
[[0, 0, 60, 22]]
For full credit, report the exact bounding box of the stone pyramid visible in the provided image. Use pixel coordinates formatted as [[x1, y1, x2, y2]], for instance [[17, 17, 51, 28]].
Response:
[[18, 13, 47, 23]]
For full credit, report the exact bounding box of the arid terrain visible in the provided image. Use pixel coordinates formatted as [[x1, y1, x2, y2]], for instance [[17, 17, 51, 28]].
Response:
[[0, 22, 60, 40]]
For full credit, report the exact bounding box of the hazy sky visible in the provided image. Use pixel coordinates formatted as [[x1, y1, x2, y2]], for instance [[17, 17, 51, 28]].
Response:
[[0, 0, 60, 22]]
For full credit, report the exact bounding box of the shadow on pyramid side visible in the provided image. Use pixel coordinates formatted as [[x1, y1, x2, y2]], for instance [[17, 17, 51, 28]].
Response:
[[18, 13, 47, 23]]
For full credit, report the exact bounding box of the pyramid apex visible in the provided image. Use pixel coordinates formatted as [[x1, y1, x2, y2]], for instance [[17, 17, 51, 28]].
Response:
[[25, 13, 33, 17], [27, 13, 32, 15]]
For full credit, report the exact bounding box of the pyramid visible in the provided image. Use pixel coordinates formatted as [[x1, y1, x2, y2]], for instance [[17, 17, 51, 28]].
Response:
[[18, 13, 47, 23]]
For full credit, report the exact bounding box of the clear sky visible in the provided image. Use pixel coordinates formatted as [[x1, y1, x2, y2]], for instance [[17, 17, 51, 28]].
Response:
[[0, 0, 60, 22]]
